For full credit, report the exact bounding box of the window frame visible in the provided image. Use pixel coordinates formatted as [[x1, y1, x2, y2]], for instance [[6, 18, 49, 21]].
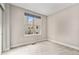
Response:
[[24, 14, 41, 36]]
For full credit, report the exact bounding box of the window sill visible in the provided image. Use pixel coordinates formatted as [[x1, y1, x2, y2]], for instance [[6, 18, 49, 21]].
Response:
[[24, 34, 41, 36]]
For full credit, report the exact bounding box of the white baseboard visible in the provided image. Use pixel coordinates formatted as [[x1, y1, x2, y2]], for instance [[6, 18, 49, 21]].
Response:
[[11, 39, 47, 48], [48, 38, 79, 51]]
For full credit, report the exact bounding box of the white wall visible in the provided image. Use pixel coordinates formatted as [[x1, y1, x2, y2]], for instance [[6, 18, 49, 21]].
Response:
[[48, 4, 79, 48], [0, 6, 2, 54], [10, 5, 47, 48]]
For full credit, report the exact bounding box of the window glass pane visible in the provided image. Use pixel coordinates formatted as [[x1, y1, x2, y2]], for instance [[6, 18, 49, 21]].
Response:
[[27, 16, 33, 24], [34, 17, 41, 34], [24, 15, 41, 35], [27, 16, 33, 34]]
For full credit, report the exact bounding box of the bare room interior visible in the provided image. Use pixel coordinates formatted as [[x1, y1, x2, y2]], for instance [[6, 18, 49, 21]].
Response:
[[1, 3, 79, 55]]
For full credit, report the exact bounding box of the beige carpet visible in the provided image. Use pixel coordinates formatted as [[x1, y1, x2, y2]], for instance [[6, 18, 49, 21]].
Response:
[[2, 41, 79, 55]]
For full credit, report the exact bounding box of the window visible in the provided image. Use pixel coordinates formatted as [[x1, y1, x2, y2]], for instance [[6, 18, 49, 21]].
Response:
[[24, 13, 41, 35]]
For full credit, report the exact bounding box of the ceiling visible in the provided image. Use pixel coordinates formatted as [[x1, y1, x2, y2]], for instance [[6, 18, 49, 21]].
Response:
[[11, 3, 75, 16]]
